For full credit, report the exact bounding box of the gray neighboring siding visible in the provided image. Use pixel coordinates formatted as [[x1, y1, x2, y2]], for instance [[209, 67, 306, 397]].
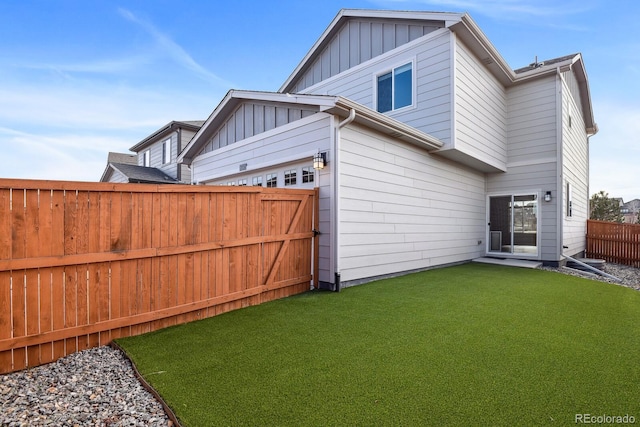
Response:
[[198, 102, 318, 155], [106, 168, 128, 183], [158, 133, 178, 179], [301, 29, 453, 145], [338, 123, 485, 283], [488, 75, 559, 261], [561, 71, 589, 256], [451, 36, 507, 170], [291, 18, 444, 93]]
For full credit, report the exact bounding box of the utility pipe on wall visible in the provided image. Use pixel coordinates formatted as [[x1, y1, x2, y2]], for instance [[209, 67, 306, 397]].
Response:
[[333, 109, 356, 292]]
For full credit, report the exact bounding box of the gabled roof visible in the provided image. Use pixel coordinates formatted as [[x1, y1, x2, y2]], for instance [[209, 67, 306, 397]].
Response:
[[104, 163, 178, 184], [106, 151, 136, 164], [130, 120, 205, 152], [279, 8, 596, 135], [177, 90, 443, 165], [280, 9, 468, 93], [514, 53, 597, 134]]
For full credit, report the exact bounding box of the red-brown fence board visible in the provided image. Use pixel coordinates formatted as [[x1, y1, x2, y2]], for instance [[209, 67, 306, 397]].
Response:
[[0, 179, 317, 374], [586, 220, 640, 268]]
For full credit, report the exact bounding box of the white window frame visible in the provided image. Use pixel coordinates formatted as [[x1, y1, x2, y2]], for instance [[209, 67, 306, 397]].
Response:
[[238, 178, 247, 186], [374, 58, 416, 114], [162, 139, 171, 164], [284, 169, 297, 186], [266, 173, 277, 188], [302, 166, 314, 184], [252, 176, 263, 187], [143, 150, 150, 167]]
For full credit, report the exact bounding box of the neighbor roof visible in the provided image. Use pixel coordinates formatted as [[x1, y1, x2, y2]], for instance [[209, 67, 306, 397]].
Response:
[[106, 163, 178, 184], [129, 120, 205, 152]]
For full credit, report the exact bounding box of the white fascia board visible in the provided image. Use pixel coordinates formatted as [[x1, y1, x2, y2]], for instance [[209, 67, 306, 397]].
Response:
[[331, 97, 444, 151], [177, 90, 339, 165]]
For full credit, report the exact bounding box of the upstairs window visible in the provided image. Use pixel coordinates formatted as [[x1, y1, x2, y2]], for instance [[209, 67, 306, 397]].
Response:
[[162, 139, 171, 164], [143, 150, 150, 167], [376, 62, 413, 113]]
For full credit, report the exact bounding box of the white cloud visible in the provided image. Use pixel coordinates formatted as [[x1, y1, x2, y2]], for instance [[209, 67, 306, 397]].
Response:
[[117, 8, 234, 88]]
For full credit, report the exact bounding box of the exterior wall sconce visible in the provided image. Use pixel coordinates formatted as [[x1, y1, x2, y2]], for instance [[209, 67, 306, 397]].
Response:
[[544, 191, 552, 202], [313, 152, 327, 170]]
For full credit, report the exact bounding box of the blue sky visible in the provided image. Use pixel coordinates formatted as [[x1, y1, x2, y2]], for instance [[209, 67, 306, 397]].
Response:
[[1, 0, 639, 201]]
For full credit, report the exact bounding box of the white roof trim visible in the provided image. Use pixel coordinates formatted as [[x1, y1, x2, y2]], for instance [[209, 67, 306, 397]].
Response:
[[178, 91, 444, 165]]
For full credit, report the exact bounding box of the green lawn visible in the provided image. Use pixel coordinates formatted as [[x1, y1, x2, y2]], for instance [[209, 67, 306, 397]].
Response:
[[116, 264, 640, 426]]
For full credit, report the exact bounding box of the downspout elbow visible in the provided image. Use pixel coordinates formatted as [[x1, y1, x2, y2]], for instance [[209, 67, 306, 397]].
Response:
[[339, 109, 356, 128]]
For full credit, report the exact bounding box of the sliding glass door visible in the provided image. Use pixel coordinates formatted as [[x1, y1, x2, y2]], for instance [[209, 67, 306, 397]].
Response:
[[488, 194, 538, 256]]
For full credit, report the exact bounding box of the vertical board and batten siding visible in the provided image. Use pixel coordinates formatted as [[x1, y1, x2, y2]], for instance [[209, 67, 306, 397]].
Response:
[[291, 18, 445, 93], [451, 36, 507, 171], [561, 70, 590, 256], [338, 123, 485, 283], [487, 75, 559, 261], [302, 29, 454, 145], [192, 113, 334, 283], [0, 180, 317, 374], [198, 103, 319, 155]]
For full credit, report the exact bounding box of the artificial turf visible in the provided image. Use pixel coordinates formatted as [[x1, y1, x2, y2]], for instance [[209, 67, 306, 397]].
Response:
[[116, 263, 640, 426]]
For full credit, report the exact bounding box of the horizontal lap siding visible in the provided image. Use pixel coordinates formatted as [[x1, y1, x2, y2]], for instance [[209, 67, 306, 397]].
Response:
[[339, 124, 485, 282], [192, 114, 332, 182], [561, 71, 589, 255], [488, 76, 559, 261], [302, 30, 453, 145], [453, 37, 507, 169]]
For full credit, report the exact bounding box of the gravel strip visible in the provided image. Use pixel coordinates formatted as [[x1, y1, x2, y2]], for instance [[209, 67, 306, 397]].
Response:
[[0, 345, 171, 426], [1, 262, 637, 426], [543, 262, 640, 291]]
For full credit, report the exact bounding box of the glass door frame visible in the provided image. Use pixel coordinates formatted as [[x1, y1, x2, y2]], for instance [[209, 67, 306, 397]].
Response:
[[486, 190, 541, 259]]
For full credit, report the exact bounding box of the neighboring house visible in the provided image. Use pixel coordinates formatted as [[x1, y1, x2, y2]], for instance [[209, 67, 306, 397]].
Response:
[[621, 199, 640, 223], [101, 120, 204, 184], [176, 9, 597, 289]]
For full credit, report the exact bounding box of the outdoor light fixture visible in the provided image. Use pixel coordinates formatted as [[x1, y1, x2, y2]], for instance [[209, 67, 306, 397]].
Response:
[[313, 152, 327, 170], [544, 191, 552, 202]]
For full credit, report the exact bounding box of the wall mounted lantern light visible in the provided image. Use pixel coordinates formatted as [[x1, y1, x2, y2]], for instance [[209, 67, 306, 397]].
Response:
[[544, 191, 552, 202], [313, 152, 327, 170]]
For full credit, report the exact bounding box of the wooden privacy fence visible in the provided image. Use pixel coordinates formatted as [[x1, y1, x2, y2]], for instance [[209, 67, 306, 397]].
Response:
[[586, 220, 640, 268], [0, 179, 318, 374]]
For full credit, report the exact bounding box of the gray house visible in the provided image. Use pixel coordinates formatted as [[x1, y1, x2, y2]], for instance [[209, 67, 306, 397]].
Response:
[[176, 9, 596, 289], [101, 120, 204, 184]]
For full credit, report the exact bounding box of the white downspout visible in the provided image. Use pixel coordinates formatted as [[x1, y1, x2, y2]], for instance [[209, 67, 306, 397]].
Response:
[[333, 108, 356, 291]]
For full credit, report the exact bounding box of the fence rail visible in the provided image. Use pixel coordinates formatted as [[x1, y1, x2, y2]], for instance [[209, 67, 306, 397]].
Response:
[[0, 179, 318, 374], [586, 220, 640, 268]]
